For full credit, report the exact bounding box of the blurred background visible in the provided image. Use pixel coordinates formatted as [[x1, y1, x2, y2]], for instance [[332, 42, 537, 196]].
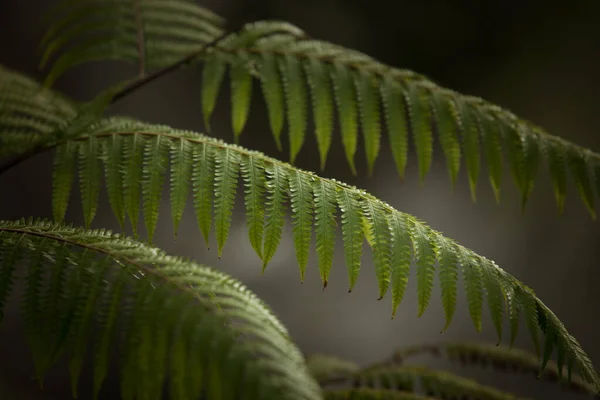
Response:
[[1, 0, 599, 398]]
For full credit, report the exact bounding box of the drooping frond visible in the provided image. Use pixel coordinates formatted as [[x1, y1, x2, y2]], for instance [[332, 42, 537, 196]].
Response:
[[41, 6, 600, 217], [306, 354, 360, 384], [319, 363, 528, 400], [0, 218, 322, 400], [393, 342, 598, 396], [36, 116, 599, 392], [0, 65, 76, 158], [39, 0, 226, 86], [324, 388, 434, 400]]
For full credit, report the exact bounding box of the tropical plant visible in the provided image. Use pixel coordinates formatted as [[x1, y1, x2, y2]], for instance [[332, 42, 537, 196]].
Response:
[[0, 0, 599, 399]]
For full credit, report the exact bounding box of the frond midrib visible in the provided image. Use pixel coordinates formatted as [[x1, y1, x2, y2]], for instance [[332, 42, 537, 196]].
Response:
[[0, 225, 207, 308]]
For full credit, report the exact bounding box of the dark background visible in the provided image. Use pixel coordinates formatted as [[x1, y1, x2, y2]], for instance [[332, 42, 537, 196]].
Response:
[[1, 0, 600, 399]]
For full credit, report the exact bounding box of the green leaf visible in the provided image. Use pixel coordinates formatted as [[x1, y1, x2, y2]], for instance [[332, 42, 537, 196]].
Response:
[[355, 71, 381, 175], [52, 141, 77, 223], [435, 235, 458, 331], [460, 251, 484, 332], [279, 54, 308, 164], [259, 53, 285, 150], [387, 213, 412, 318], [454, 99, 481, 202], [313, 180, 337, 287], [79, 136, 100, 229], [142, 135, 169, 242], [431, 91, 461, 186], [230, 57, 253, 143], [481, 260, 505, 344], [102, 135, 125, 228], [405, 83, 433, 182], [567, 146, 596, 219], [169, 138, 193, 236], [337, 189, 363, 291], [213, 148, 240, 257], [123, 133, 145, 236], [305, 58, 334, 170], [241, 155, 266, 260], [288, 170, 314, 281], [331, 62, 358, 175], [381, 78, 409, 179], [192, 143, 215, 248], [411, 222, 436, 317], [201, 54, 227, 132], [362, 200, 392, 299], [504, 125, 541, 212], [480, 113, 503, 203], [546, 139, 568, 213], [262, 163, 288, 270]]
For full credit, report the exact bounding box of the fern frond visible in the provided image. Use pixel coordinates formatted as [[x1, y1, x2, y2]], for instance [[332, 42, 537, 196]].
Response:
[[393, 341, 598, 396], [320, 363, 528, 400], [34, 116, 598, 391], [306, 354, 360, 383], [0, 65, 76, 158], [42, 7, 600, 215], [324, 388, 434, 400], [0, 218, 322, 400], [40, 0, 226, 86]]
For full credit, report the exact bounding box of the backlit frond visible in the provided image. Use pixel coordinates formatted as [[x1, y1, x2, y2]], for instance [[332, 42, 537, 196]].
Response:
[[41, 10, 600, 216], [37, 116, 599, 391], [0, 218, 321, 400]]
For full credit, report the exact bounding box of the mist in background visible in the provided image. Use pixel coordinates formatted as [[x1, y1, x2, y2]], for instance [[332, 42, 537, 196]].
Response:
[[1, 0, 600, 398]]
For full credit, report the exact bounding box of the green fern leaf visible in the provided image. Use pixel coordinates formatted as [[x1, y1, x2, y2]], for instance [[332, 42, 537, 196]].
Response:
[[313, 180, 337, 286], [262, 163, 288, 270], [387, 213, 412, 317], [406, 83, 433, 182], [1, 219, 321, 400], [52, 141, 77, 223], [279, 54, 308, 164], [481, 261, 505, 344], [201, 54, 227, 132], [411, 222, 436, 316], [305, 58, 334, 170], [480, 113, 504, 203], [517, 286, 542, 357], [213, 148, 240, 257], [102, 134, 126, 228], [435, 235, 458, 331], [460, 250, 484, 332], [337, 189, 363, 291], [93, 274, 125, 400], [362, 199, 392, 299], [259, 52, 285, 150], [192, 142, 215, 248], [431, 91, 461, 186], [123, 133, 145, 236], [169, 138, 193, 235], [288, 170, 314, 281], [79, 136, 101, 228], [545, 139, 567, 213], [355, 71, 381, 175], [567, 146, 596, 218], [381, 77, 409, 179], [454, 98, 481, 202], [142, 134, 169, 241], [331, 62, 359, 175], [230, 56, 253, 142], [241, 154, 266, 259], [0, 241, 22, 323], [504, 125, 541, 211]]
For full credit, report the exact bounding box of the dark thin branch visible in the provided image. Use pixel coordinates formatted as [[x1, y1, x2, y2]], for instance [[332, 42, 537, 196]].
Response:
[[0, 28, 236, 176]]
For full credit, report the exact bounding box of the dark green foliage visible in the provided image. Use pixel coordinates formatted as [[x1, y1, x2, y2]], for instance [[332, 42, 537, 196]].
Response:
[[40, 1, 600, 217], [0, 218, 321, 400]]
